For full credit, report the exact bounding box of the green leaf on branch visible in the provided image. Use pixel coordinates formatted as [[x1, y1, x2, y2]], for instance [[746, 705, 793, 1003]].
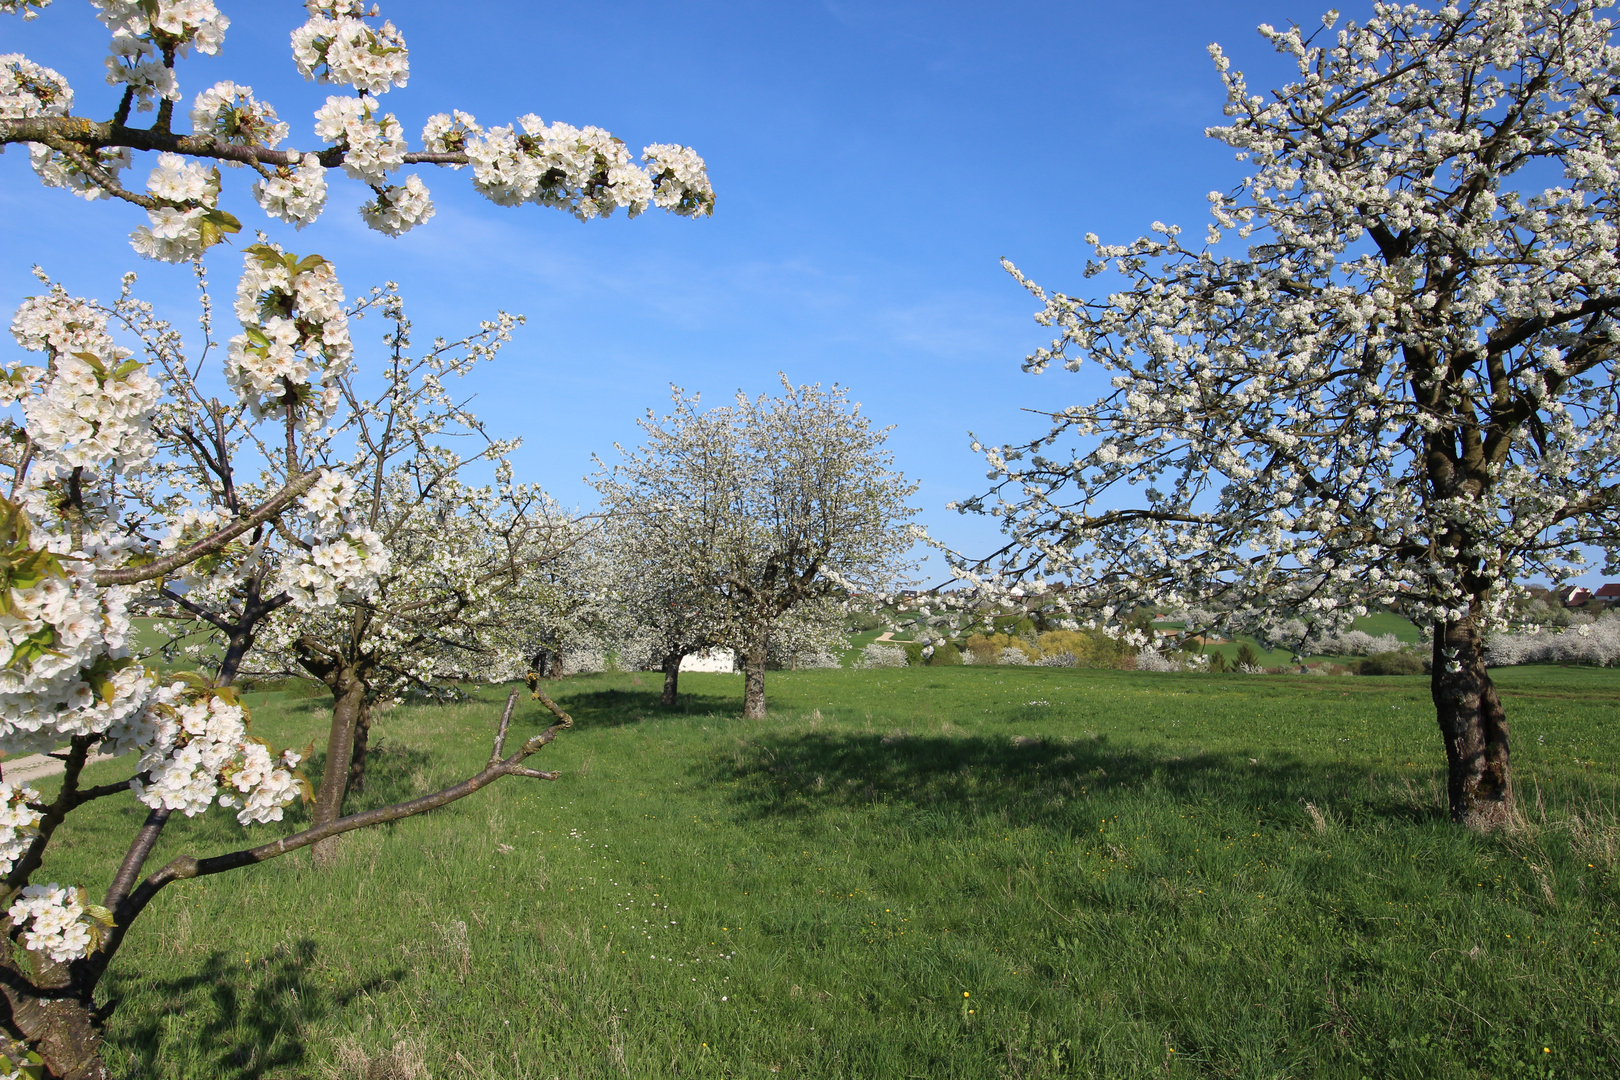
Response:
[[198, 210, 242, 250]]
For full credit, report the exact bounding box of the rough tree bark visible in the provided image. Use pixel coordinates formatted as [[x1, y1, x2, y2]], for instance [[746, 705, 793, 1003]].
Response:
[[742, 628, 767, 720], [1432, 613, 1513, 830], [661, 650, 686, 707], [529, 645, 561, 680], [0, 961, 109, 1080], [0, 745, 119, 1080], [309, 666, 366, 865], [346, 696, 374, 794]]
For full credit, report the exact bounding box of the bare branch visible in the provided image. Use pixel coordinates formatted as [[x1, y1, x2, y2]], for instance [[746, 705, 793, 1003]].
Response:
[[93, 469, 319, 586], [94, 689, 572, 974]]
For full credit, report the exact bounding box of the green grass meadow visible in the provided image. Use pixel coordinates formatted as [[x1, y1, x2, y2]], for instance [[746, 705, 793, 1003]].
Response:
[[26, 665, 1620, 1078]]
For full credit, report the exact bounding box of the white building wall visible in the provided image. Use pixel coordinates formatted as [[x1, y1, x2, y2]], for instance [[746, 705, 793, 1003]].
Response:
[[680, 648, 736, 673]]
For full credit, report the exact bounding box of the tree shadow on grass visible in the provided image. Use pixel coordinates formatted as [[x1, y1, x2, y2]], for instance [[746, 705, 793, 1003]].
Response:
[[701, 730, 1446, 833], [271, 739, 437, 834], [104, 938, 406, 1079], [543, 685, 739, 730], [341, 739, 437, 815]]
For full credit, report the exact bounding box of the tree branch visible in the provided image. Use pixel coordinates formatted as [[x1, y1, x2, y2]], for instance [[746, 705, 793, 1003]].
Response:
[[93, 469, 319, 586], [95, 689, 571, 977]]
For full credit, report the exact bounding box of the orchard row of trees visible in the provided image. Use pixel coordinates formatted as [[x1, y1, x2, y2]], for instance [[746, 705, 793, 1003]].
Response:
[[0, 1, 788, 1076], [591, 382, 917, 717], [0, 4, 918, 1074]]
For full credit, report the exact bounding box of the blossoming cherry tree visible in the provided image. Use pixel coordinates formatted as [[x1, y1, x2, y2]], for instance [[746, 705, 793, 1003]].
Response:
[[0, 1, 716, 1075], [958, 0, 1620, 830]]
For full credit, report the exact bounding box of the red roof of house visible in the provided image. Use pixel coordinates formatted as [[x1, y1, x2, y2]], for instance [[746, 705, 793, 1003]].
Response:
[[1597, 584, 1620, 598]]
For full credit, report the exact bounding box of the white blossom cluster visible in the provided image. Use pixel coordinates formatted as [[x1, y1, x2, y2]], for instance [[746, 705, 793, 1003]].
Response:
[[291, 0, 409, 95], [359, 173, 433, 236], [3, 0, 714, 256], [1307, 629, 1403, 657], [257, 469, 506, 690], [4, 51, 132, 200], [129, 152, 229, 262], [268, 468, 388, 613], [17, 328, 159, 475], [9, 286, 104, 362], [953, 0, 1620, 656], [642, 143, 717, 217], [0, 287, 169, 752], [27, 142, 133, 202], [189, 81, 288, 152], [420, 109, 477, 160], [1134, 650, 1218, 676], [0, 52, 69, 122], [0, 536, 155, 755], [93, 0, 228, 113], [0, 782, 42, 876], [0, 1, 50, 21], [225, 243, 352, 423], [273, 523, 388, 611], [132, 682, 306, 824], [313, 94, 406, 184], [763, 597, 849, 670], [855, 642, 907, 668], [7, 883, 113, 964], [460, 113, 714, 221], [252, 152, 328, 228]]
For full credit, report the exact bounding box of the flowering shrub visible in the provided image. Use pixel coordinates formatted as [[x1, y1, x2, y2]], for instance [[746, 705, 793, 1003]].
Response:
[[856, 643, 907, 669], [965, 632, 1033, 664], [1487, 613, 1620, 668], [1133, 649, 1184, 673], [1311, 630, 1404, 658], [1358, 649, 1427, 676]]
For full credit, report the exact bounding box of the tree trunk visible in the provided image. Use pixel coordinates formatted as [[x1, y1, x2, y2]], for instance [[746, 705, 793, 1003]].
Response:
[[742, 633, 767, 719], [311, 667, 366, 865], [661, 651, 683, 707], [346, 695, 373, 794], [0, 953, 109, 1080], [1432, 615, 1513, 830], [216, 625, 256, 688], [530, 646, 561, 680]]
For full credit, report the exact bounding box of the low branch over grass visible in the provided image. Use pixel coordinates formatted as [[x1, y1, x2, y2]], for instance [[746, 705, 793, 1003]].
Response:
[[80, 689, 572, 985]]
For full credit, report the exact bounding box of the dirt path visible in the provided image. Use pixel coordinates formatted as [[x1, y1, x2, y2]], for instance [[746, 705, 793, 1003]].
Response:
[[2, 751, 120, 787]]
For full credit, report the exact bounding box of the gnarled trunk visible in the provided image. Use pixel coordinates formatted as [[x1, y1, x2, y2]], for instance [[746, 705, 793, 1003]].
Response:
[[311, 667, 367, 865], [0, 953, 109, 1080], [661, 651, 683, 707], [346, 696, 374, 794], [742, 631, 767, 719], [529, 645, 561, 680], [1432, 615, 1513, 830]]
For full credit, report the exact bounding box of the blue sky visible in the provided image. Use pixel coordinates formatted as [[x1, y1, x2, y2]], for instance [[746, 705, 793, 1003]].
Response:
[[18, 1, 1590, 587]]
